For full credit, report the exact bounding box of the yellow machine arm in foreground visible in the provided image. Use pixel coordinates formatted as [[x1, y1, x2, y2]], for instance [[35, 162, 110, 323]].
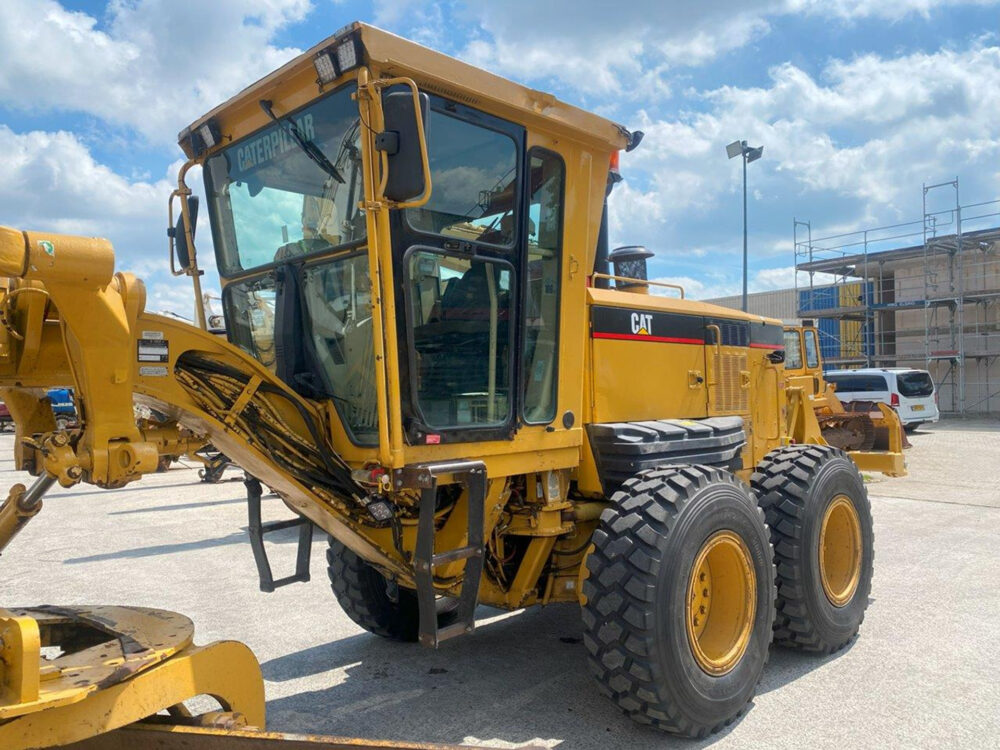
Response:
[[0, 229, 473, 747]]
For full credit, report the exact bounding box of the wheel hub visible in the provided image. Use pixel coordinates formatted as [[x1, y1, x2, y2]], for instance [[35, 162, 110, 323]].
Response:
[[819, 495, 862, 607], [686, 531, 756, 676]]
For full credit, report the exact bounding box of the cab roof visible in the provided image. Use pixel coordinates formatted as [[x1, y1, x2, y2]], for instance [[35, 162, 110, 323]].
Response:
[[179, 22, 631, 159]]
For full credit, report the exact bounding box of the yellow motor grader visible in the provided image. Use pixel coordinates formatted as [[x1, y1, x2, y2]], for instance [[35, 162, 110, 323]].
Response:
[[0, 22, 905, 747], [782, 324, 908, 455]]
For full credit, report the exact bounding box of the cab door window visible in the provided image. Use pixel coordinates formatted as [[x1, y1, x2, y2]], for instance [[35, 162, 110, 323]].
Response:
[[405, 249, 514, 429], [405, 108, 518, 247], [522, 149, 564, 424], [804, 329, 820, 368]]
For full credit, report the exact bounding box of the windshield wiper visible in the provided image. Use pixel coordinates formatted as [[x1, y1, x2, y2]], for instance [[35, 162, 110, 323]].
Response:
[[259, 99, 345, 184]]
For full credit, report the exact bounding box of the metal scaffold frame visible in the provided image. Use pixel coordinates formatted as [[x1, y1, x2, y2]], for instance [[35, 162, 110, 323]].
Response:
[[794, 179, 1000, 415]]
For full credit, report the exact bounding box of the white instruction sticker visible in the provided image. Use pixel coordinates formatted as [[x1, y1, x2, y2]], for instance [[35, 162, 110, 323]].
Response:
[[141, 330, 164, 340], [139, 366, 168, 377]]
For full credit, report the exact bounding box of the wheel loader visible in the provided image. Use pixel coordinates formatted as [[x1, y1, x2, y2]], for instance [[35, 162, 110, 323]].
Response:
[[0, 22, 906, 747]]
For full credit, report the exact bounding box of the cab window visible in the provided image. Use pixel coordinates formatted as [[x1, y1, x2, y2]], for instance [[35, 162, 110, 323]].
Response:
[[205, 85, 365, 274], [405, 109, 518, 247], [522, 149, 564, 424], [405, 249, 514, 429], [783, 330, 803, 370], [804, 329, 820, 368]]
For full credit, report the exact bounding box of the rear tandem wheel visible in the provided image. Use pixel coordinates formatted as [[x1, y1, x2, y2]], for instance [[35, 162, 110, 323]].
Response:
[[751, 444, 874, 653]]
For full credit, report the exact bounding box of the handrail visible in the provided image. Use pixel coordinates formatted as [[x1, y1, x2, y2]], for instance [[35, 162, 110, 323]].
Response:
[[590, 273, 684, 298]]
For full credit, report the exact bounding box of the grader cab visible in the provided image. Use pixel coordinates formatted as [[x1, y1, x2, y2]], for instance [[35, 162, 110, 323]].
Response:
[[0, 22, 905, 747]]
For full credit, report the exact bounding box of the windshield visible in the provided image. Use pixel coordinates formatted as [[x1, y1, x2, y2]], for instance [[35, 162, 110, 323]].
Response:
[[205, 86, 365, 275]]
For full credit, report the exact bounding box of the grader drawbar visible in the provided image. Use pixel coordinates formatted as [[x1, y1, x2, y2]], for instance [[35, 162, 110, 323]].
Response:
[[0, 21, 906, 747]]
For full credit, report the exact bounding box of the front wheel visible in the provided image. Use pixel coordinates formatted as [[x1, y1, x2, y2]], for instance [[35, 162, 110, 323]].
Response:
[[327, 538, 421, 641], [582, 465, 775, 737]]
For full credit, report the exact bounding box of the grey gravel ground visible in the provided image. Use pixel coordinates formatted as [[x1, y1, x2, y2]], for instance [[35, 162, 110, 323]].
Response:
[[4, 419, 1000, 749]]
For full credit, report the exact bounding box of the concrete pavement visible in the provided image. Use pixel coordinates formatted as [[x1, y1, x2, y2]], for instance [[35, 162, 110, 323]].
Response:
[[3, 419, 999, 748]]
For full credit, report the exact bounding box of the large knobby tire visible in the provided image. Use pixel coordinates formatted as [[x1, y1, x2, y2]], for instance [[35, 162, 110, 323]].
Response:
[[751, 444, 874, 653], [582, 465, 775, 737], [327, 538, 421, 641]]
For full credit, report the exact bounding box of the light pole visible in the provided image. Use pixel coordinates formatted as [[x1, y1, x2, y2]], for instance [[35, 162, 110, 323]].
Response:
[[726, 140, 763, 312]]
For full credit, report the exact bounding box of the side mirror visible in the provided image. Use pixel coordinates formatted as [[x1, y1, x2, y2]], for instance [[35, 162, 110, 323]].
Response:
[[170, 196, 199, 270], [377, 90, 429, 203]]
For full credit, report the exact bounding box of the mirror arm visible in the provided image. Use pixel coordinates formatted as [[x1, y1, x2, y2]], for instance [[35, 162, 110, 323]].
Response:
[[363, 76, 433, 209], [168, 159, 208, 330]]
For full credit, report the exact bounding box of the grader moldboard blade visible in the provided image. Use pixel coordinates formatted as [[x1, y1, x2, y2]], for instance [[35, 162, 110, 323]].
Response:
[[0, 606, 478, 750], [65, 726, 482, 750]]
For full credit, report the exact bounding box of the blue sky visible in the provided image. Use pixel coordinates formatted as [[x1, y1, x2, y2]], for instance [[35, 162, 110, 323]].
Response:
[[1, 0, 998, 312]]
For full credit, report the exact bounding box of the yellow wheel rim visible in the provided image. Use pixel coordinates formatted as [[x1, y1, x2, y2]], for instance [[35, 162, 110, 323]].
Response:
[[819, 495, 863, 607], [686, 531, 756, 676]]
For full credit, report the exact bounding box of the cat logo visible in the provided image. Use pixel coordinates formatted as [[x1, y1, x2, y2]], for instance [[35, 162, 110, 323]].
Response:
[[630, 312, 653, 336]]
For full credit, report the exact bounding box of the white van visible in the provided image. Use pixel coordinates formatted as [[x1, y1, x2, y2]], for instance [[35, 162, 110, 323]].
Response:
[[824, 368, 940, 431]]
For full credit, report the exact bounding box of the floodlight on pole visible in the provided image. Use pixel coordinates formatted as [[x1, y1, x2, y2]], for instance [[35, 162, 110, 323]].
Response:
[[726, 139, 764, 312]]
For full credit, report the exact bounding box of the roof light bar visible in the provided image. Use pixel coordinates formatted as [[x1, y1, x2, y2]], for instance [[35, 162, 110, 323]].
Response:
[[312, 31, 363, 87]]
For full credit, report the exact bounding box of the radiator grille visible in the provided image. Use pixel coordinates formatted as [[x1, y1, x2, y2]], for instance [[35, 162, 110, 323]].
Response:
[[716, 353, 748, 412]]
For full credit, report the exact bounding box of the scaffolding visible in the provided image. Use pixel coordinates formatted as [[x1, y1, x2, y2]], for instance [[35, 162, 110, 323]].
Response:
[[794, 179, 1000, 415]]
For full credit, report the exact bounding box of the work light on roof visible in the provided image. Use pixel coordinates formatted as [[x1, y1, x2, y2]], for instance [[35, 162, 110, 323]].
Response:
[[313, 50, 338, 85], [179, 118, 221, 157], [197, 123, 217, 150], [336, 37, 359, 72]]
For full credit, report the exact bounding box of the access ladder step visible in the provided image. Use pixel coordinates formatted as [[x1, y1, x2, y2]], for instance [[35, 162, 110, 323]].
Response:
[[245, 476, 314, 593], [404, 460, 487, 648]]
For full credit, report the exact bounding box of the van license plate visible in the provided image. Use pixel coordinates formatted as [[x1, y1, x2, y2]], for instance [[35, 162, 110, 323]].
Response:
[[912, 404, 925, 411]]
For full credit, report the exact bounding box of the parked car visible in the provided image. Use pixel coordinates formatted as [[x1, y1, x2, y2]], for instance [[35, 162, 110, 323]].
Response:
[[824, 367, 939, 431], [0, 401, 11, 431], [46, 388, 78, 429]]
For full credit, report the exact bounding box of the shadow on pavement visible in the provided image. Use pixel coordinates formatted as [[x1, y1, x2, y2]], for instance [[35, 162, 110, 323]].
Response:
[[261, 602, 846, 749], [63, 523, 303, 564]]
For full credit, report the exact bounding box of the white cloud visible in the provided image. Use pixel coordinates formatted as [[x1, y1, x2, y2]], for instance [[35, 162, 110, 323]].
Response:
[[612, 41, 1000, 253], [0, 0, 309, 145], [0, 125, 214, 314], [372, 0, 1000, 98], [0, 125, 167, 241], [652, 265, 836, 301]]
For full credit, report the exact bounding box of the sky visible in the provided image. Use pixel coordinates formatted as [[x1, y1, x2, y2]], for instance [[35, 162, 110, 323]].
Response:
[[1, 0, 998, 314]]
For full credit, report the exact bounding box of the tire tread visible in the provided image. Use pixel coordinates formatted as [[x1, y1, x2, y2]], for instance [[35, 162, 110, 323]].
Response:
[[751, 444, 873, 653], [582, 465, 774, 737]]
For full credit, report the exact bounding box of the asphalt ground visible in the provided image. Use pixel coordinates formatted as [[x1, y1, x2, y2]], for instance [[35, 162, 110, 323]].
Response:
[[4, 419, 1000, 749]]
